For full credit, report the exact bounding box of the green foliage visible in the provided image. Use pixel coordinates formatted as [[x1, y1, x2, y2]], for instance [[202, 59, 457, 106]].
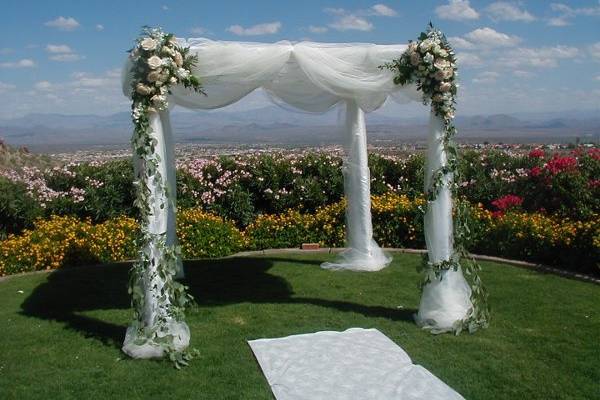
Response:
[[0, 177, 42, 238]]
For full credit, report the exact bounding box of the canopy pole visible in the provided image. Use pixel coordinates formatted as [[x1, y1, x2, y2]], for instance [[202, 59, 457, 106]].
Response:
[[122, 109, 189, 359], [415, 111, 473, 331], [321, 99, 390, 271]]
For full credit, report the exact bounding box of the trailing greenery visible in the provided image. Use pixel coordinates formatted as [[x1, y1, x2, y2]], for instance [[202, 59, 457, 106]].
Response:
[[383, 24, 489, 333], [127, 26, 204, 365]]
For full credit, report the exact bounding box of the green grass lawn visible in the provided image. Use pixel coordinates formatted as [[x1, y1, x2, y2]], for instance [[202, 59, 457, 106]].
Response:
[[0, 252, 598, 399]]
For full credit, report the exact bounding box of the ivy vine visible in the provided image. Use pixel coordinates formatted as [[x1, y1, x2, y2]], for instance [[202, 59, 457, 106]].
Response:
[[127, 27, 204, 366], [382, 23, 490, 333]]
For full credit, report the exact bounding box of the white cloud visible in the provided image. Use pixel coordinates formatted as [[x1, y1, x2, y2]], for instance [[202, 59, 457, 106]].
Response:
[[435, 0, 479, 21], [46, 44, 73, 54], [190, 26, 209, 35], [547, 17, 570, 26], [456, 52, 483, 67], [548, 2, 600, 26], [473, 71, 500, 84], [226, 22, 281, 36], [308, 25, 328, 34], [95, 24, 104, 31], [449, 36, 475, 50], [513, 70, 534, 78], [0, 82, 16, 92], [0, 48, 13, 55], [500, 45, 580, 68], [486, 2, 535, 22], [34, 81, 54, 91], [44, 16, 80, 31], [49, 53, 84, 62], [589, 42, 600, 61], [464, 27, 521, 48], [162, 5, 169, 11], [329, 15, 373, 31], [0, 59, 36, 68], [371, 4, 397, 17]]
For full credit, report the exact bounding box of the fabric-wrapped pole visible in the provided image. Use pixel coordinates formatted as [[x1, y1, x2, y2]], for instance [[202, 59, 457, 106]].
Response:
[[415, 112, 472, 331], [321, 100, 391, 271], [122, 110, 189, 359]]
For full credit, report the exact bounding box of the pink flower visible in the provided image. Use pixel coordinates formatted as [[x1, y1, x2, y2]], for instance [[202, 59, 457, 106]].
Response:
[[529, 166, 542, 177]]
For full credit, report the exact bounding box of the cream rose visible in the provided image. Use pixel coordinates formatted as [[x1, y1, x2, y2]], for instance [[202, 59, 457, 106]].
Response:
[[135, 83, 153, 96], [439, 82, 452, 92], [174, 52, 183, 67], [147, 55, 163, 69], [140, 38, 158, 51], [147, 70, 162, 82]]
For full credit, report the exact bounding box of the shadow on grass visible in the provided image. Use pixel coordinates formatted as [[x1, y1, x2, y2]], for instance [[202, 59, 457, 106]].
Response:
[[20, 257, 416, 349]]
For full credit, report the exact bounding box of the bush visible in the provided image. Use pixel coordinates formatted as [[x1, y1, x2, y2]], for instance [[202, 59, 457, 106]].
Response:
[[177, 208, 245, 258], [0, 177, 42, 238]]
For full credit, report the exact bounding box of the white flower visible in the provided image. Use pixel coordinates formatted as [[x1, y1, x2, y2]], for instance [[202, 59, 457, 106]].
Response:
[[169, 76, 178, 84], [419, 39, 433, 52], [438, 49, 448, 58], [423, 53, 434, 64], [135, 83, 153, 95], [174, 52, 183, 67], [177, 68, 190, 79], [147, 55, 163, 69], [140, 38, 158, 51], [168, 37, 178, 46], [147, 70, 162, 82]]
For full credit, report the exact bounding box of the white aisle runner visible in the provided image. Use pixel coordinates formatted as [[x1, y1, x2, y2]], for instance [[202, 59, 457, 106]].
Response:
[[248, 328, 465, 400]]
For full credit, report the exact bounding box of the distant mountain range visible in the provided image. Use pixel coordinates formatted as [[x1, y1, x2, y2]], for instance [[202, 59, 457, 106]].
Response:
[[0, 106, 598, 151]]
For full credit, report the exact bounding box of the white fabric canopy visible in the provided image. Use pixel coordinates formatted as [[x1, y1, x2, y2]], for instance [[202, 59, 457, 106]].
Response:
[[123, 38, 422, 113], [121, 37, 471, 357]]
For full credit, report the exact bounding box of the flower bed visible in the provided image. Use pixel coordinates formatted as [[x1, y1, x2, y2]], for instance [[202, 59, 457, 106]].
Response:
[[2, 193, 596, 277]]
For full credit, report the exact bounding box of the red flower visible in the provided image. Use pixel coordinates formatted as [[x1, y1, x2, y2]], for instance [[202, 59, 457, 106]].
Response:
[[544, 155, 577, 175], [588, 148, 600, 161], [491, 210, 504, 218], [491, 194, 523, 211], [528, 148, 545, 158], [529, 166, 542, 177]]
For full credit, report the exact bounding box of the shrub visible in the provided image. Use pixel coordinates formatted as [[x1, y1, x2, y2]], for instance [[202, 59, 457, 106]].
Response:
[[177, 208, 245, 258], [0, 176, 42, 238], [245, 210, 319, 250]]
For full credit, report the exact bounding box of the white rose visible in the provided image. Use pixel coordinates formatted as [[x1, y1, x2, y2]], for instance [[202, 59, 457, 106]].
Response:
[[135, 83, 153, 96], [140, 38, 158, 51], [169, 76, 178, 84], [147, 55, 163, 69], [423, 53, 434, 64], [419, 40, 433, 52], [177, 68, 190, 79], [147, 70, 162, 82], [174, 52, 183, 67], [438, 49, 448, 58]]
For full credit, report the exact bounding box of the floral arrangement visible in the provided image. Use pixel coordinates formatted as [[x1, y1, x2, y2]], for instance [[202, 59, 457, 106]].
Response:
[[383, 24, 489, 333], [127, 27, 203, 366]]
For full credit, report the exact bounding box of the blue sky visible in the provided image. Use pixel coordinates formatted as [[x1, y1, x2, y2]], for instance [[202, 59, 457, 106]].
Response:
[[1, 0, 599, 119]]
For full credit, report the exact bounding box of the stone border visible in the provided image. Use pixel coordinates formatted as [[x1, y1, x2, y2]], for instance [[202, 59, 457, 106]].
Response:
[[1, 249, 598, 285]]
